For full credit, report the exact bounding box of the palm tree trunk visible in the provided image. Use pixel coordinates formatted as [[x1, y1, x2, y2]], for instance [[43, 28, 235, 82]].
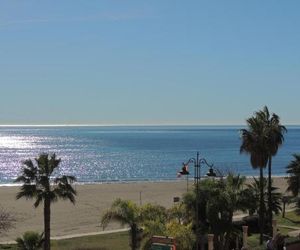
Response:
[[282, 201, 286, 218], [259, 167, 264, 245], [44, 198, 51, 250], [268, 156, 273, 236], [131, 224, 137, 250]]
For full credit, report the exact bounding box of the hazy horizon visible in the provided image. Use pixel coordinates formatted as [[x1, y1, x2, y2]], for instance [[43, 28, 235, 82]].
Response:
[[0, 123, 300, 127]]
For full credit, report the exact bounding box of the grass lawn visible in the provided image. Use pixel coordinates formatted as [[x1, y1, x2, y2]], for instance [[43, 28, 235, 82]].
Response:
[[51, 232, 130, 250], [275, 210, 300, 228], [274, 210, 300, 236], [0, 232, 130, 250], [242, 210, 300, 250], [3, 211, 300, 250], [239, 210, 300, 250], [248, 234, 265, 250], [278, 227, 291, 235], [0, 232, 268, 250]]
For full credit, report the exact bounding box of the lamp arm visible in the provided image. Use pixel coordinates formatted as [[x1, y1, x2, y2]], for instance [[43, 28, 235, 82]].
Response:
[[183, 158, 197, 165], [199, 158, 214, 168], [213, 167, 224, 177]]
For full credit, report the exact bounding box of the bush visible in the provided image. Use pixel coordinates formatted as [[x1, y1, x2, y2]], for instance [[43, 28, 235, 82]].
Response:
[[0, 206, 15, 234], [242, 215, 260, 234], [16, 231, 43, 250]]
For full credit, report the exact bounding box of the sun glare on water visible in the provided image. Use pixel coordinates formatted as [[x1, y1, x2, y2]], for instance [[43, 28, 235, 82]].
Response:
[[0, 136, 35, 149]]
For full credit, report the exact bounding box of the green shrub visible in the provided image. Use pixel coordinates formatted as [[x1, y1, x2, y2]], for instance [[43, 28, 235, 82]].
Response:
[[16, 231, 43, 250]]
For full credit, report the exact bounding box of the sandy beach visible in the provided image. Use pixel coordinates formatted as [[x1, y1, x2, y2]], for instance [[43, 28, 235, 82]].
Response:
[[0, 177, 289, 242], [0, 180, 188, 242]]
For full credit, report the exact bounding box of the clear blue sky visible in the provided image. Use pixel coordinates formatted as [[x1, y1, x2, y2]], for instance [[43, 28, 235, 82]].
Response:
[[1, 1, 299, 125]]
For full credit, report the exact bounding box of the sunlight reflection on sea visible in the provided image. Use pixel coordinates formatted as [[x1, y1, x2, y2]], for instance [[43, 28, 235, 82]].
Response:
[[0, 126, 298, 184]]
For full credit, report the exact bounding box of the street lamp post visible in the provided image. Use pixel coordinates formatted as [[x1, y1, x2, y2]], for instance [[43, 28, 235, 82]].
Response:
[[182, 152, 216, 250]]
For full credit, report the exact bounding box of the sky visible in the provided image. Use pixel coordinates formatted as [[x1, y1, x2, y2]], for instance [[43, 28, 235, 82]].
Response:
[[0, 1, 300, 125]]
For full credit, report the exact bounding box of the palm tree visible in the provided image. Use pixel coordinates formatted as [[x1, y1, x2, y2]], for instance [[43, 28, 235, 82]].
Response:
[[15, 154, 77, 250], [181, 175, 250, 250], [255, 106, 286, 232], [286, 154, 300, 197], [244, 177, 282, 216], [101, 199, 143, 250], [240, 114, 269, 244]]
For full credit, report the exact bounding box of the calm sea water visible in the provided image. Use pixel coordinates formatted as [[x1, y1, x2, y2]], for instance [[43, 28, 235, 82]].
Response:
[[0, 126, 299, 184]]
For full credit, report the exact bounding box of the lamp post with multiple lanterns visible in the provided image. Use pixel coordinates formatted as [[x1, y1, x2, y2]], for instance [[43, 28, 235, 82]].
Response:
[[181, 152, 217, 250]]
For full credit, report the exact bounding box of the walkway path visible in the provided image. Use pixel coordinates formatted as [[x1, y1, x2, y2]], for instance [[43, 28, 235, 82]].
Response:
[[0, 228, 130, 245], [278, 224, 300, 237]]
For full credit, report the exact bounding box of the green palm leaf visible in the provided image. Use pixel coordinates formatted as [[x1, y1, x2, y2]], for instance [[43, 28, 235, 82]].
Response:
[[15, 153, 77, 250]]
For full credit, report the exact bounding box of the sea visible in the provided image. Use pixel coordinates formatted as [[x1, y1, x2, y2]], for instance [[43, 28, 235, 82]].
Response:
[[0, 126, 299, 184]]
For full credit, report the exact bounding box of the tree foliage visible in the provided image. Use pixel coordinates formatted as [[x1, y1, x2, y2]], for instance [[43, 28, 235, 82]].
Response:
[[166, 221, 195, 250], [181, 174, 250, 250], [286, 154, 300, 197], [254, 106, 286, 236], [244, 177, 282, 216], [15, 153, 77, 250], [101, 199, 168, 250], [0, 206, 15, 234], [240, 107, 270, 243]]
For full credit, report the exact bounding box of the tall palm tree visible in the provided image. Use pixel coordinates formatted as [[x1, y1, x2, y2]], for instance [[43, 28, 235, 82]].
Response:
[[101, 198, 143, 250], [15, 154, 77, 250], [255, 106, 286, 233], [286, 154, 300, 197], [240, 114, 269, 244]]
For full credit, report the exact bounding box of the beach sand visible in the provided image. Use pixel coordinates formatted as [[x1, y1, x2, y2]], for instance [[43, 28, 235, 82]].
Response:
[[0, 181, 187, 242], [0, 177, 289, 242]]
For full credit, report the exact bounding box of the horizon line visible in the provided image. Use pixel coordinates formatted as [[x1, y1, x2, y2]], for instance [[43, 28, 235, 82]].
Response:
[[0, 123, 299, 127]]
